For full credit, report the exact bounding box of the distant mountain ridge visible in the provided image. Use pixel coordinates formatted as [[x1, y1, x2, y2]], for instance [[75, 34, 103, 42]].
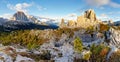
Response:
[[114, 21, 120, 26], [0, 11, 59, 32]]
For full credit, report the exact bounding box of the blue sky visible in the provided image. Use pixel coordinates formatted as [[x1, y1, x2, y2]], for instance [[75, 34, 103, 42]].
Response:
[[0, 0, 120, 21]]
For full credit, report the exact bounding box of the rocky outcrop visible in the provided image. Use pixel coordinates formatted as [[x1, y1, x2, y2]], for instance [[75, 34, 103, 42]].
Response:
[[13, 11, 29, 21], [76, 9, 99, 28], [66, 9, 100, 28], [84, 9, 96, 21], [67, 20, 76, 27], [0, 46, 35, 62], [105, 27, 120, 48], [60, 18, 66, 28]]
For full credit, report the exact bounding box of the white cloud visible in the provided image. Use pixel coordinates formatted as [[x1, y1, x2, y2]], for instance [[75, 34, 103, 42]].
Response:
[[85, 0, 110, 7], [39, 13, 77, 21], [7, 3, 33, 13], [7, 2, 47, 13], [112, 17, 120, 21], [85, 0, 120, 8], [0, 13, 12, 19], [109, 2, 120, 8], [98, 14, 110, 21]]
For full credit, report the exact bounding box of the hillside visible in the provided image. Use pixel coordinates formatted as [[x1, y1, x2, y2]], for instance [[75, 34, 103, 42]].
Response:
[[0, 9, 119, 62]]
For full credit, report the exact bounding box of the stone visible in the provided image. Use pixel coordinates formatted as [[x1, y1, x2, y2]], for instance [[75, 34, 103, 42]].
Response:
[[105, 27, 120, 48]]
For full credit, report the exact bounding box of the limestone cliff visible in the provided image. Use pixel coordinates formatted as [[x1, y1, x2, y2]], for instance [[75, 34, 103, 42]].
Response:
[[13, 11, 29, 21], [66, 9, 100, 28]]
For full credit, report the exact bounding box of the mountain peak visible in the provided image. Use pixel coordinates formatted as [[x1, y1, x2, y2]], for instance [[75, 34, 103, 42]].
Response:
[[13, 11, 29, 21], [84, 9, 97, 21]]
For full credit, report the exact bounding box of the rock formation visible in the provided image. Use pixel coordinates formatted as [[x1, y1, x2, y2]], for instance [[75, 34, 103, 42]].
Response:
[[13, 11, 29, 21], [77, 9, 99, 28], [84, 9, 96, 21], [105, 27, 120, 48], [66, 9, 100, 28], [60, 18, 66, 28], [67, 20, 76, 27]]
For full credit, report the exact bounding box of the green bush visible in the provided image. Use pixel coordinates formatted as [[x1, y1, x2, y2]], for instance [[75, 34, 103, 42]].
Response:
[[74, 37, 83, 53], [83, 52, 91, 60], [0, 30, 47, 49], [89, 43, 110, 62]]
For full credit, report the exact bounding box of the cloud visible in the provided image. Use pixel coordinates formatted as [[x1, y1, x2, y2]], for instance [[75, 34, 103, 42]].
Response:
[[7, 2, 47, 13], [85, 0, 110, 7], [7, 3, 33, 13], [0, 13, 12, 19], [85, 0, 120, 8], [98, 14, 110, 21], [109, 2, 120, 8], [113, 17, 120, 21]]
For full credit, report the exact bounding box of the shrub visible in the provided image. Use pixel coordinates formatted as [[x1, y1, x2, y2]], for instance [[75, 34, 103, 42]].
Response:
[[99, 23, 110, 32], [108, 50, 120, 62], [74, 37, 83, 53], [89, 43, 110, 62], [0, 30, 47, 49], [83, 52, 91, 60]]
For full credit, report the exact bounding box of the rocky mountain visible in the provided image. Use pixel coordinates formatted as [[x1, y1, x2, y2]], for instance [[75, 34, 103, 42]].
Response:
[[12, 11, 29, 21], [0, 21, 58, 32], [84, 9, 97, 21], [0, 11, 59, 32], [61, 9, 101, 28]]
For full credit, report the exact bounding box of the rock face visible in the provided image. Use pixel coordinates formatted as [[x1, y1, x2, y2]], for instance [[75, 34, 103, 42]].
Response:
[[66, 9, 100, 28], [60, 18, 66, 28], [67, 20, 76, 27], [106, 27, 120, 48], [84, 9, 96, 21], [76, 9, 99, 28], [13, 11, 29, 21]]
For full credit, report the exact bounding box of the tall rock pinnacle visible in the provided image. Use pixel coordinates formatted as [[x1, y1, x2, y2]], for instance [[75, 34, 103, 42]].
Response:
[[84, 9, 97, 21]]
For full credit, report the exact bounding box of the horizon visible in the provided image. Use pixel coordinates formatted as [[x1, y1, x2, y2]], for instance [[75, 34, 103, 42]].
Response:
[[0, 0, 120, 21]]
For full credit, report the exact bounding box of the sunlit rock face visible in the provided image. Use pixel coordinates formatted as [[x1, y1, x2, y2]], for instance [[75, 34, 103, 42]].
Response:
[[77, 9, 99, 28], [13, 11, 29, 21], [66, 9, 100, 28], [106, 27, 120, 48], [84, 9, 97, 21]]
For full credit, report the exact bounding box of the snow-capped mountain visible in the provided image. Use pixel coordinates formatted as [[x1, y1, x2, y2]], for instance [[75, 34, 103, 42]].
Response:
[[30, 16, 60, 26], [11, 11, 60, 26], [0, 11, 59, 31]]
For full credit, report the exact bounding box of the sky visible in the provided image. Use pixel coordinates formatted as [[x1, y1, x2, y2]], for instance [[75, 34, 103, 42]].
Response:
[[0, 0, 120, 21]]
